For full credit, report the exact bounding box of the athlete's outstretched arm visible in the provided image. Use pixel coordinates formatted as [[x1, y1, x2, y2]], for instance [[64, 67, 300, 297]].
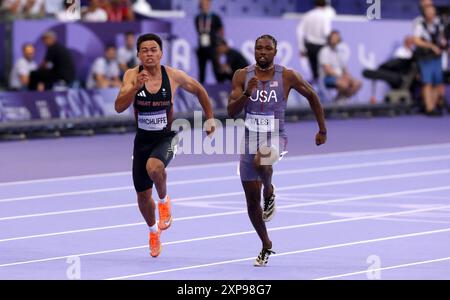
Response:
[[174, 70, 214, 120], [287, 69, 327, 145], [227, 69, 250, 118], [115, 68, 146, 113]]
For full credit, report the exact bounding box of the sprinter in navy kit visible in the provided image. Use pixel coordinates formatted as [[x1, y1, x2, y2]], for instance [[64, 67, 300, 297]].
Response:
[[115, 33, 215, 258]]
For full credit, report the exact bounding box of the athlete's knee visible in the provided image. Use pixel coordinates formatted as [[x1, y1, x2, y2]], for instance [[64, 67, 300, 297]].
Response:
[[146, 159, 166, 179], [254, 146, 279, 168]]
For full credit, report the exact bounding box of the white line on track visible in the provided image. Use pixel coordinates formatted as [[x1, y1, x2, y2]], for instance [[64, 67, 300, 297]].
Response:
[[1, 142, 450, 187], [1, 156, 450, 203], [0, 186, 450, 243], [1, 200, 449, 268], [104, 227, 450, 280], [315, 256, 450, 280]]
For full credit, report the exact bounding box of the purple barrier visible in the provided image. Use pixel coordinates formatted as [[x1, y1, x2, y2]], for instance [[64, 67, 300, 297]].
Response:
[[0, 88, 131, 123], [0, 84, 230, 124]]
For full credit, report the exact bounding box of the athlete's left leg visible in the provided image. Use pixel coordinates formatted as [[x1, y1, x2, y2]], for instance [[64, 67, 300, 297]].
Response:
[[254, 147, 275, 200], [253, 136, 286, 222], [147, 158, 168, 200]]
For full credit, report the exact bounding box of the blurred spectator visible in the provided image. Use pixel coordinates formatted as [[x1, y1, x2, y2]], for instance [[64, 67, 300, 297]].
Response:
[[194, 0, 223, 84], [215, 38, 249, 83], [44, 0, 64, 16], [296, 0, 336, 83], [81, 0, 107, 22], [55, 0, 80, 21], [29, 31, 76, 91], [117, 31, 139, 75], [363, 36, 418, 104], [23, 0, 45, 18], [106, 0, 134, 22], [413, 4, 447, 115], [86, 44, 121, 89], [394, 35, 415, 59], [318, 30, 362, 100], [1, 0, 45, 19], [9, 43, 37, 90]]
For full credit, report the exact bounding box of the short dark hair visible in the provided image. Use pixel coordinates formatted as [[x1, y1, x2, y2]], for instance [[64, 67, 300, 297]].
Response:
[[216, 37, 227, 47], [255, 34, 277, 49], [22, 43, 34, 51], [315, 0, 327, 7], [136, 33, 163, 52], [327, 30, 340, 45], [125, 31, 135, 37], [105, 44, 116, 51]]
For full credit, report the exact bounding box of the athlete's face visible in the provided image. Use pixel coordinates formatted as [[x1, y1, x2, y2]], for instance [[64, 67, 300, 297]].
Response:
[[138, 40, 163, 67], [254, 38, 277, 69]]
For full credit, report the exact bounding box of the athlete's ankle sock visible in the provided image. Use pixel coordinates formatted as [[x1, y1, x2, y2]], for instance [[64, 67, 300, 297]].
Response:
[[159, 195, 167, 204], [149, 224, 158, 233]]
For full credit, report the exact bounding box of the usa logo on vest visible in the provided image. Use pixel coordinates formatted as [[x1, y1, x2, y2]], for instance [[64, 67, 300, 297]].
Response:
[[249, 89, 278, 103]]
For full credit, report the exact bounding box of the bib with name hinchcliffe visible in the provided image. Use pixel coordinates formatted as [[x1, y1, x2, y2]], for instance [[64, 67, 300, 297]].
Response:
[[133, 65, 173, 136]]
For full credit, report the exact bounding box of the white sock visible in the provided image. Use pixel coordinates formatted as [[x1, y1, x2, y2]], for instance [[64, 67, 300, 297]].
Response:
[[159, 195, 167, 203], [149, 223, 158, 233]]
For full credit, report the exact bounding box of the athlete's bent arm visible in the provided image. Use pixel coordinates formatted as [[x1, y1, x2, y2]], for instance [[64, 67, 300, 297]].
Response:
[[115, 69, 139, 113], [287, 69, 327, 144], [227, 69, 248, 118], [174, 69, 214, 120]]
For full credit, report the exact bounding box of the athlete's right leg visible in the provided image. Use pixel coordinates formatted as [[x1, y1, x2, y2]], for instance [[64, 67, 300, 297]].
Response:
[[240, 152, 276, 266], [135, 188, 161, 258], [242, 181, 272, 250], [242, 181, 276, 266], [133, 146, 161, 257]]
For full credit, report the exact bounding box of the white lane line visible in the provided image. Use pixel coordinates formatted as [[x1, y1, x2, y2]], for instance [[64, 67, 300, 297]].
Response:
[[0, 165, 449, 224], [1, 142, 450, 187], [376, 217, 450, 225], [0, 186, 450, 243], [105, 227, 450, 280], [315, 257, 450, 280], [172, 168, 450, 204], [2, 154, 450, 204], [0, 204, 137, 221], [1, 197, 449, 267], [284, 192, 450, 202]]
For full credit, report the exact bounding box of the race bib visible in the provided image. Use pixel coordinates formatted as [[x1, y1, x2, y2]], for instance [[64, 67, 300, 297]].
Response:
[[137, 110, 168, 131], [245, 113, 275, 133], [200, 33, 211, 47]]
